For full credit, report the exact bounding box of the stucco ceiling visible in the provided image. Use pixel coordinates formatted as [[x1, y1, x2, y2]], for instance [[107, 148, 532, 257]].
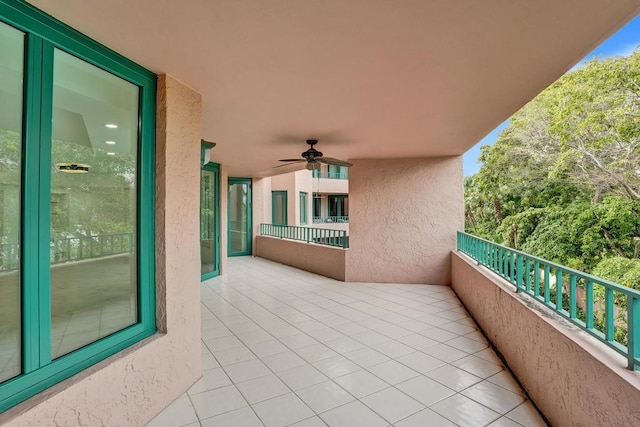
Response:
[[28, 0, 640, 176]]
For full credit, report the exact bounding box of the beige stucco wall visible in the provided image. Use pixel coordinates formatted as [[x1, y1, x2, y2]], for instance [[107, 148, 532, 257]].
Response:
[[345, 157, 463, 284], [451, 252, 640, 427], [1, 75, 202, 426], [256, 236, 346, 281], [313, 177, 349, 195]]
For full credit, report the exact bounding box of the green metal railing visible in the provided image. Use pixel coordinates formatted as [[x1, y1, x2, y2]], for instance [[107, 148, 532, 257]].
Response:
[[312, 170, 349, 180], [457, 231, 640, 370], [312, 216, 349, 224], [0, 232, 134, 273], [260, 224, 348, 248]]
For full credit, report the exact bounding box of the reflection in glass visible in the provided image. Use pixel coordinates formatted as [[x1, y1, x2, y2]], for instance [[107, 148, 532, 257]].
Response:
[[50, 49, 139, 358], [0, 22, 24, 383], [229, 181, 250, 254], [272, 192, 287, 225], [201, 169, 218, 275]]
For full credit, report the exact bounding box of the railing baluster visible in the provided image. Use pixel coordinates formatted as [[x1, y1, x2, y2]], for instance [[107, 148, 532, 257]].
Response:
[[516, 254, 523, 292], [556, 270, 563, 311], [586, 280, 594, 329], [569, 275, 577, 319], [544, 265, 551, 304], [628, 297, 640, 370], [605, 288, 615, 342]]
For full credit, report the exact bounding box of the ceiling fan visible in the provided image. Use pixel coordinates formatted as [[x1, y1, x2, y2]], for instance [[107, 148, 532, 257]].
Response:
[[276, 139, 353, 170]]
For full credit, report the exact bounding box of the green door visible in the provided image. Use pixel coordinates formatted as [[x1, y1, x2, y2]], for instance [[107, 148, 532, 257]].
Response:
[[228, 178, 252, 256], [200, 163, 220, 279]]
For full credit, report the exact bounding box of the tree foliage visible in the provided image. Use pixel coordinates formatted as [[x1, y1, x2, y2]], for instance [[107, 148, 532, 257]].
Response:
[[465, 49, 640, 288]]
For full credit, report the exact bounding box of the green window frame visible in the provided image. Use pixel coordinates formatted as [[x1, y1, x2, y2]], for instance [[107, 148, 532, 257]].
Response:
[[328, 195, 348, 217], [272, 191, 288, 226], [200, 161, 220, 280], [0, 0, 156, 412], [300, 192, 308, 225]]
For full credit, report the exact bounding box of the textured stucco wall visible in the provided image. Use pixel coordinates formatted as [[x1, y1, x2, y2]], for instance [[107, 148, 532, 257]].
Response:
[[256, 236, 346, 281], [2, 75, 202, 426], [313, 177, 349, 195], [451, 252, 640, 427], [345, 157, 463, 284]]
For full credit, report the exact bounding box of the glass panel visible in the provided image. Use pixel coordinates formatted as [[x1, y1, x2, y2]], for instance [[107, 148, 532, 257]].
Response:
[[272, 192, 287, 225], [313, 197, 322, 217], [300, 193, 307, 224], [50, 49, 139, 358], [229, 181, 249, 254], [0, 22, 24, 383], [201, 169, 217, 275]]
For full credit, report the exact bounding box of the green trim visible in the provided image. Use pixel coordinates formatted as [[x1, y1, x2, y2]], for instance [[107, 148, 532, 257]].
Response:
[[299, 192, 308, 225], [328, 194, 348, 217], [271, 191, 288, 226], [200, 162, 220, 280], [228, 178, 252, 257], [0, 0, 157, 412], [22, 31, 42, 375]]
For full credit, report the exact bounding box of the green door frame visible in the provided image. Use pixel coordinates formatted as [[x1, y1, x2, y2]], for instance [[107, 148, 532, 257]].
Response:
[[228, 178, 252, 257], [200, 155, 220, 280]]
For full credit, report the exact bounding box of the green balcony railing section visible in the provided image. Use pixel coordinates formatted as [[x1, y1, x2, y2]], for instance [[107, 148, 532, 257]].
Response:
[[457, 231, 640, 370], [312, 169, 349, 180], [260, 224, 348, 249], [0, 232, 134, 272], [312, 216, 349, 224]]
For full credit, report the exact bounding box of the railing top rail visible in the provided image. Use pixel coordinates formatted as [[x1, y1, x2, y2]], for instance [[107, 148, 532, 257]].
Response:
[[457, 231, 640, 298]]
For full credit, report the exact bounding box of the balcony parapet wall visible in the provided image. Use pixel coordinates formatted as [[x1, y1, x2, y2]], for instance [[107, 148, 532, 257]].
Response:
[[451, 251, 640, 427]]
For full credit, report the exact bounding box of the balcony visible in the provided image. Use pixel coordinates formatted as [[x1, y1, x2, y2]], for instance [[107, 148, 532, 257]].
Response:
[[313, 216, 349, 224], [148, 256, 546, 427]]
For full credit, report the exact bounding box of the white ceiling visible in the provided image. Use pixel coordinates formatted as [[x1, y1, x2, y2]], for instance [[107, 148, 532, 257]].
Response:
[[28, 0, 640, 176]]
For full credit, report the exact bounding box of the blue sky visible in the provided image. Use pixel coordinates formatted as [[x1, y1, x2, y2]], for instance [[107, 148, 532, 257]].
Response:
[[462, 15, 640, 177]]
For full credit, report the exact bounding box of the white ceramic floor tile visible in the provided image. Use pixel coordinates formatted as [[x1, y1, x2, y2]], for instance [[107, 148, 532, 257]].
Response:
[[360, 387, 425, 424], [461, 381, 525, 414], [213, 346, 256, 366], [146, 397, 198, 427], [319, 400, 388, 427], [251, 393, 314, 427], [452, 354, 504, 379], [487, 370, 524, 395], [366, 360, 420, 385], [396, 351, 446, 373], [372, 340, 416, 359], [200, 406, 263, 427], [342, 347, 390, 368], [333, 370, 389, 398], [394, 408, 457, 427], [188, 368, 233, 395], [395, 375, 456, 406], [505, 402, 548, 427], [426, 364, 483, 392], [189, 385, 248, 420], [313, 355, 362, 379], [295, 381, 355, 413], [261, 351, 307, 372], [150, 257, 544, 427], [421, 343, 469, 363], [295, 343, 339, 363], [288, 416, 328, 427], [236, 373, 291, 404], [277, 363, 328, 390], [223, 358, 271, 383], [487, 417, 525, 427], [431, 394, 501, 427]]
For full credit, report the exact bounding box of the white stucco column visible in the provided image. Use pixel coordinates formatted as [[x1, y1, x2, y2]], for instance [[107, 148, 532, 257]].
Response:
[[345, 157, 464, 284]]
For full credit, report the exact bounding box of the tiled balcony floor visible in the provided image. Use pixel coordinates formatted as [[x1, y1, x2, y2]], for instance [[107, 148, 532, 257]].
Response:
[[148, 257, 547, 427]]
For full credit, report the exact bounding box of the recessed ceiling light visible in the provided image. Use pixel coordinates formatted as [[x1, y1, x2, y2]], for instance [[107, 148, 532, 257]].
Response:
[[105, 141, 116, 145], [106, 152, 115, 155], [105, 123, 118, 129]]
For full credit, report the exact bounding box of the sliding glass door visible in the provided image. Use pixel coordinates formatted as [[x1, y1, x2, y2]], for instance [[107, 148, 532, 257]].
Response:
[[200, 163, 220, 279], [228, 178, 252, 256]]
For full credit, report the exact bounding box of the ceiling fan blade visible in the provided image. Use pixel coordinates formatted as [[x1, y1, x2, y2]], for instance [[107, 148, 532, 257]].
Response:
[[278, 159, 305, 162], [316, 157, 353, 167], [272, 161, 304, 169]]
